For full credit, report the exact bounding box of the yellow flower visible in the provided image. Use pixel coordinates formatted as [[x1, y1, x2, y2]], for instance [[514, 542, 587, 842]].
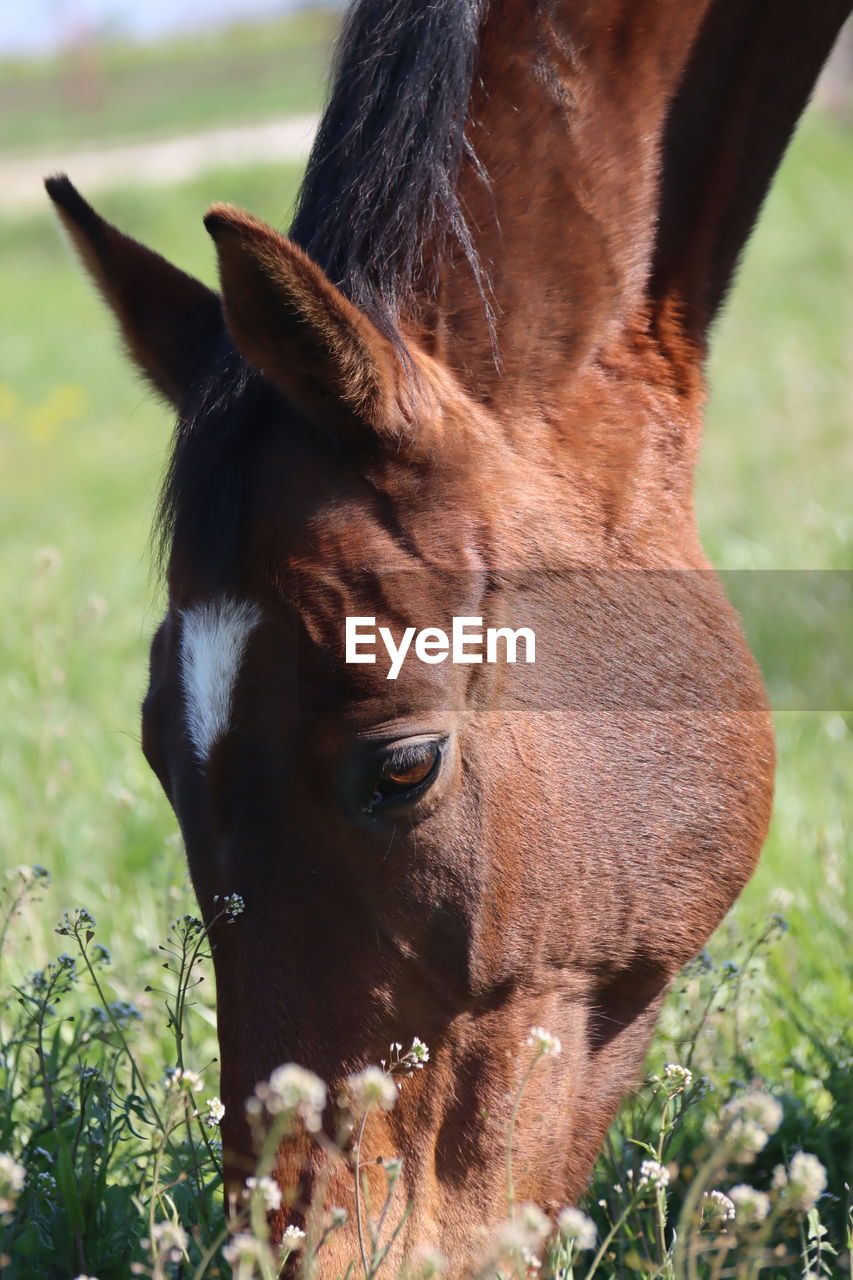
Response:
[[26, 384, 88, 443], [0, 384, 19, 421]]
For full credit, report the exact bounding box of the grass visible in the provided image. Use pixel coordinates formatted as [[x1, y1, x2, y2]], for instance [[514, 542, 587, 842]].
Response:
[[0, 10, 337, 154], [0, 105, 850, 1276]]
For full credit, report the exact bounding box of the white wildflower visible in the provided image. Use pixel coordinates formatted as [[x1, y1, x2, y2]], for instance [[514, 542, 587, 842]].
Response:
[[525, 1026, 562, 1058], [150, 1221, 188, 1260], [213, 892, 245, 921], [344, 1065, 398, 1115], [728, 1184, 771, 1224], [663, 1063, 693, 1089], [409, 1036, 430, 1065], [712, 1090, 783, 1161], [387, 1037, 431, 1076], [637, 1159, 670, 1191], [493, 1219, 526, 1255], [703, 1189, 736, 1229], [556, 1206, 597, 1250], [252, 1063, 327, 1130], [204, 1096, 225, 1127], [518, 1202, 549, 1237], [771, 1152, 827, 1212], [165, 1066, 203, 1094], [281, 1224, 306, 1252], [494, 1203, 550, 1258], [734, 1091, 783, 1132], [492, 1223, 532, 1258], [246, 1175, 282, 1213], [224, 1233, 265, 1264]]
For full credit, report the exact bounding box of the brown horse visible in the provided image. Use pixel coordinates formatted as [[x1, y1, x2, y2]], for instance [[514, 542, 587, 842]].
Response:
[[46, 0, 849, 1271]]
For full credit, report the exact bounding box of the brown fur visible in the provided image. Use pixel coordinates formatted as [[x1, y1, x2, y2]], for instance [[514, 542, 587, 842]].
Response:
[[46, 0, 847, 1272], [45, 174, 222, 406], [205, 206, 408, 437]]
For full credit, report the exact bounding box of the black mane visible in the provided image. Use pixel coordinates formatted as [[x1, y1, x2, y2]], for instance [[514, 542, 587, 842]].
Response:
[[158, 0, 490, 576], [155, 343, 273, 586], [289, 0, 490, 339]]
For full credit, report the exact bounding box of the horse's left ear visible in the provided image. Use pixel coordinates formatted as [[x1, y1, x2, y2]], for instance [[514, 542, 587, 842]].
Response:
[[203, 204, 406, 439], [45, 175, 224, 407]]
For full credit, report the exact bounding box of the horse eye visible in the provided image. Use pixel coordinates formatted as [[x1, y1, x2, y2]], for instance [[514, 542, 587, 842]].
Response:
[[383, 755, 435, 788], [371, 740, 442, 807]]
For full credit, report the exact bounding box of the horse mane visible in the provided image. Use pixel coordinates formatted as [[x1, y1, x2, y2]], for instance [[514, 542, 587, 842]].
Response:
[[158, 0, 492, 578], [155, 344, 270, 584], [289, 0, 490, 340]]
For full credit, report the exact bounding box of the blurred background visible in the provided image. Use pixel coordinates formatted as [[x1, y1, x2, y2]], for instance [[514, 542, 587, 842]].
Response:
[[0, 0, 849, 1115]]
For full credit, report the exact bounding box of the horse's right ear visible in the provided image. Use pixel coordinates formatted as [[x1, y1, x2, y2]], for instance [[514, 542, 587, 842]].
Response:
[[45, 175, 223, 407], [203, 204, 408, 440]]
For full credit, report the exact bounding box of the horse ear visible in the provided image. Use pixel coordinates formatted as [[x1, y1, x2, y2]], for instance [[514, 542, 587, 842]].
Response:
[[203, 204, 405, 438], [45, 175, 223, 407], [650, 5, 847, 332]]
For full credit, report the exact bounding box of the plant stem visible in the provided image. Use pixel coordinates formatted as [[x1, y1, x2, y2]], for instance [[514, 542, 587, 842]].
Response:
[[353, 1106, 372, 1279], [584, 1191, 645, 1280], [75, 931, 168, 1137], [506, 1053, 541, 1212]]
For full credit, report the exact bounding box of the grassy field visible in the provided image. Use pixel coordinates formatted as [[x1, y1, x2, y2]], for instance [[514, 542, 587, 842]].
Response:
[[0, 100, 850, 1277], [0, 11, 336, 153]]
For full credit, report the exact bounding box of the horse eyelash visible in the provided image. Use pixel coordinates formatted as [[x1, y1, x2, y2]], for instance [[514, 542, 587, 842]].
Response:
[[380, 741, 437, 774]]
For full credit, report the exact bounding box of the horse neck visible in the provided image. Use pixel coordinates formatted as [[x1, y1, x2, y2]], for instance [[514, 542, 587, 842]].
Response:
[[414, 0, 847, 424], [411, 1, 693, 406]]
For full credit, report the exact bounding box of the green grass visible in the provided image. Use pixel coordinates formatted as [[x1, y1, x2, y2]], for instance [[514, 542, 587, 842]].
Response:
[[0, 11, 337, 153], [0, 109, 850, 1277], [700, 115, 853, 571], [0, 163, 305, 962]]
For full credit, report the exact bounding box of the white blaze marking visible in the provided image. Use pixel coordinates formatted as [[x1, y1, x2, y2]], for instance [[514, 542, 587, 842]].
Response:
[[179, 598, 262, 763]]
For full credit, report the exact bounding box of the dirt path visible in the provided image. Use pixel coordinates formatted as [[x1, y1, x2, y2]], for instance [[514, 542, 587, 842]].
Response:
[[0, 114, 319, 215]]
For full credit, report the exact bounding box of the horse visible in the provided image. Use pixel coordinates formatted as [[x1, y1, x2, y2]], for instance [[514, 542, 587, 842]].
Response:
[[46, 0, 849, 1270]]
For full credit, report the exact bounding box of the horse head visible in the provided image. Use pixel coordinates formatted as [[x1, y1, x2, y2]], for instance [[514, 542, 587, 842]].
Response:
[[47, 0, 846, 1268]]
